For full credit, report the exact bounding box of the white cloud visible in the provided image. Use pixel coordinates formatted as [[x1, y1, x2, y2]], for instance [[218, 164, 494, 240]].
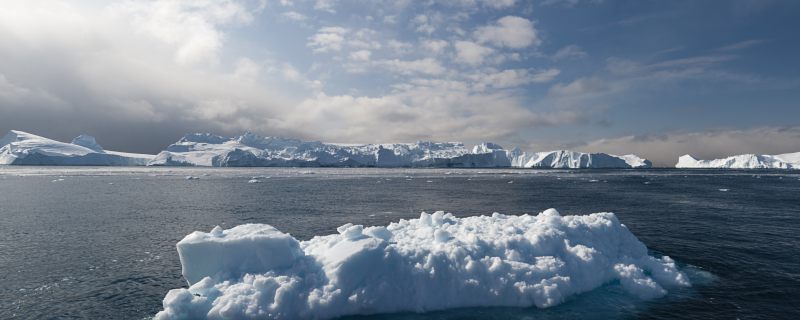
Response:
[[553, 44, 588, 60], [473, 68, 560, 90], [307, 26, 348, 52], [422, 39, 449, 55], [482, 0, 517, 9], [454, 40, 494, 65], [314, 0, 336, 12], [375, 58, 446, 76], [541, 0, 603, 8], [549, 77, 609, 96], [285, 84, 545, 143], [412, 14, 437, 34], [386, 40, 413, 55], [282, 11, 307, 21], [717, 39, 765, 51], [474, 16, 539, 49], [110, 0, 254, 66], [349, 50, 372, 61]]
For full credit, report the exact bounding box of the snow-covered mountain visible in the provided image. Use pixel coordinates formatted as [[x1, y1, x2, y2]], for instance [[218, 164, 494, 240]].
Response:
[[0, 130, 154, 166], [676, 153, 800, 169], [149, 132, 651, 168]]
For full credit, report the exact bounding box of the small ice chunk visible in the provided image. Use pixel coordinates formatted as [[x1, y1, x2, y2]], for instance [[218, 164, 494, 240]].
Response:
[[176, 224, 303, 285], [434, 229, 451, 242], [337, 224, 364, 240], [541, 208, 560, 217], [247, 179, 260, 183], [210, 226, 223, 237]]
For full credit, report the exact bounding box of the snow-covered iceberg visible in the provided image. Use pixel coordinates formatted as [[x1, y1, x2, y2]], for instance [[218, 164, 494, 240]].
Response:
[[156, 209, 689, 319], [148, 132, 651, 168], [676, 153, 800, 169], [0, 130, 154, 166]]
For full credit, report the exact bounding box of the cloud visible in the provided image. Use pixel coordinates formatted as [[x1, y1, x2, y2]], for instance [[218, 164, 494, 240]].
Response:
[[282, 11, 307, 21], [284, 83, 568, 144], [454, 41, 495, 65], [541, 0, 603, 8], [473, 68, 560, 90], [575, 127, 800, 167], [314, 0, 336, 12], [553, 44, 588, 60], [549, 77, 609, 96], [373, 58, 446, 76], [474, 16, 539, 49], [717, 39, 766, 51], [422, 39, 449, 55], [307, 26, 348, 52], [482, 0, 517, 9], [349, 50, 372, 61], [0, 0, 306, 152], [112, 0, 254, 66]]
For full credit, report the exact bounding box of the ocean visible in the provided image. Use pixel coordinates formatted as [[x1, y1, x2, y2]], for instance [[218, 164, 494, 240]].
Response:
[[1, 167, 798, 319]]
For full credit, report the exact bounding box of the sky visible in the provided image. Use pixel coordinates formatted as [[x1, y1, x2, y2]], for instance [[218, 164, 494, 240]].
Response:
[[1, 0, 799, 166]]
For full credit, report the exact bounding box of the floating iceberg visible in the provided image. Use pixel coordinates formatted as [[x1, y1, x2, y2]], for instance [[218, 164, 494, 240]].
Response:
[[0, 130, 652, 168], [511, 150, 651, 169], [0, 130, 154, 166], [148, 132, 651, 168], [676, 153, 800, 169], [156, 209, 689, 319]]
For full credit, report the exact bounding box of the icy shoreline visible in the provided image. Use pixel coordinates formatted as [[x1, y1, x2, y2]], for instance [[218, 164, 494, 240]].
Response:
[[156, 209, 690, 319]]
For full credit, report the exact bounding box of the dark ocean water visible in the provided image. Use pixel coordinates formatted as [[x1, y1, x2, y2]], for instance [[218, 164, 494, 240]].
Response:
[[1, 167, 799, 319]]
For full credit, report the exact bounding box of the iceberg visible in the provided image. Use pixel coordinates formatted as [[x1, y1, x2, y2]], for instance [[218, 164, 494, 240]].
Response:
[[0, 130, 653, 168], [676, 153, 800, 169], [148, 132, 651, 168], [156, 209, 690, 319], [511, 150, 651, 169], [0, 130, 154, 166]]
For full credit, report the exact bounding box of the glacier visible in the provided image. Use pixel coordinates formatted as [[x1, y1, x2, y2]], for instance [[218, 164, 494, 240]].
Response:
[[155, 209, 690, 319], [676, 153, 800, 169], [0, 130, 154, 166], [148, 132, 652, 169]]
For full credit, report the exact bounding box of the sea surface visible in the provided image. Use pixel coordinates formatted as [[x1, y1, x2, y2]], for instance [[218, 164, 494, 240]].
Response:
[[1, 167, 799, 319]]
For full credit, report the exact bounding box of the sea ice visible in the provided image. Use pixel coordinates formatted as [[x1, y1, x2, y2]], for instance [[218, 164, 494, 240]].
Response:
[[156, 209, 690, 319]]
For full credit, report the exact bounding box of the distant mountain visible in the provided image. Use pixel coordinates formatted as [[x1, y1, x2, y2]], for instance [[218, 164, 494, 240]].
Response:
[[676, 153, 800, 169], [0, 130, 154, 166], [149, 132, 651, 168]]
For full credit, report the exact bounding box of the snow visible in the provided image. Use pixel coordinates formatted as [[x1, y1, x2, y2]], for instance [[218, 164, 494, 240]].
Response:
[[676, 153, 800, 169], [156, 209, 690, 319], [0, 130, 153, 166]]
